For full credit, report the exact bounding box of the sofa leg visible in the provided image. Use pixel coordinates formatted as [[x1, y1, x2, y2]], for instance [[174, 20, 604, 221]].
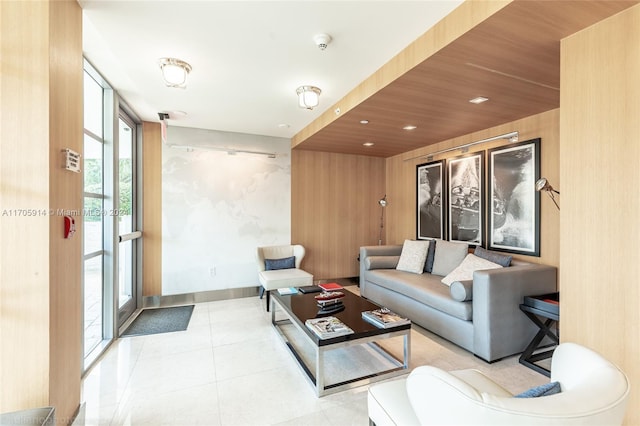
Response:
[[266, 290, 271, 312], [259, 286, 265, 299]]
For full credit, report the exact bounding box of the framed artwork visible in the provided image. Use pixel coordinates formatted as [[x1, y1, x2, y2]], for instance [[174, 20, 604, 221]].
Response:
[[416, 160, 445, 240], [487, 138, 540, 256], [447, 152, 484, 245]]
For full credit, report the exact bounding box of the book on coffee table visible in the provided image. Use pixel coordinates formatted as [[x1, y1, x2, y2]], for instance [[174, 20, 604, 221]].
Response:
[[316, 298, 343, 308], [277, 287, 298, 295], [305, 316, 354, 339], [298, 285, 323, 294], [362, 308, 410, 329], [318, 282, 343, 291]]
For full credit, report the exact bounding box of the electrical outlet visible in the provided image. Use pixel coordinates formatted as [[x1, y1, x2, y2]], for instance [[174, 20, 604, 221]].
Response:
[[209, 267, 216, 277]]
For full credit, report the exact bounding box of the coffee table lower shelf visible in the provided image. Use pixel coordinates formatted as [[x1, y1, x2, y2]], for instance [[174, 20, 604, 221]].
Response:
[[271, 297, 411, 397]]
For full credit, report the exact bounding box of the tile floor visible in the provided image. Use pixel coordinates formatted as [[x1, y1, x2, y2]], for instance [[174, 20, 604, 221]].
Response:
[[76, 289, 548, 426]]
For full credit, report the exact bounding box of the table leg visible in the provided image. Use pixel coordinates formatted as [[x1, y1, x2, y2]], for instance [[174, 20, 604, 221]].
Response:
[[316, 346, 325, 397], [403, 331, 411, 369], [519, 311, 558, 377]]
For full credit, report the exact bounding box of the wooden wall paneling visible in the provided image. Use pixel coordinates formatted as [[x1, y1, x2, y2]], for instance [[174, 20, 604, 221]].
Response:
[[291, 150, 385, 279], [0, 1, 83, 421], [142, 122, 162, 296], [48, 0, 83, 421], [384, 109, 560, 268], [560, 6, 640, 424], [0, 0, 52, 413]]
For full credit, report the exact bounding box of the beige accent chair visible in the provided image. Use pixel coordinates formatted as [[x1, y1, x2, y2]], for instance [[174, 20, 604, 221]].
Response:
[[256, 244, 313, 311], [368, 342, 630, 425]]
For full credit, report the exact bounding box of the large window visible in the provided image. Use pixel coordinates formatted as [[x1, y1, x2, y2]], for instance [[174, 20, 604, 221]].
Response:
[[83, 68, 108, 358], [83, 60, 141, 369]]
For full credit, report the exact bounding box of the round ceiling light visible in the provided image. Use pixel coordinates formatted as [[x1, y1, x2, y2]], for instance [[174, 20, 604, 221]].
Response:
[[296, 86, 321, 110], [158, 58, 192, 88]]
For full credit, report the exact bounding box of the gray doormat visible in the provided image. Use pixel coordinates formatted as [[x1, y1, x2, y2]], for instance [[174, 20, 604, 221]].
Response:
[[121, 305, 194, 337]]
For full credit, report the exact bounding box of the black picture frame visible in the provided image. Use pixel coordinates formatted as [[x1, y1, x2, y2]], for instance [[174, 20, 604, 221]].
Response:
[[447, 152, 484, 245], [416, 160, 445, 240], [487, 138, 541, 256]]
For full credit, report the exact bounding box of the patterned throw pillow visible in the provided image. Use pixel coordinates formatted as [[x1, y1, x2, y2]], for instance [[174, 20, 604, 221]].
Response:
[[396, 240, 430, 274], [441, 253, 503, 286], [265, 256, 295, 270]]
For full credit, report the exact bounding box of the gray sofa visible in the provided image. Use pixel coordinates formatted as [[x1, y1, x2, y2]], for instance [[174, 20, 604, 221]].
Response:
[[359, 244, 557, 362]]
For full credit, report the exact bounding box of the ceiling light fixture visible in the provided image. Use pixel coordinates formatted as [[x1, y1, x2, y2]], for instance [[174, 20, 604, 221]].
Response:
[[469, 96, 489, 104], [296, 86, 321, 110], [360, 120, 369, 125], [159, 58, 192, 88], [403, 125, 417, 130], [363, 142, 375, 147]]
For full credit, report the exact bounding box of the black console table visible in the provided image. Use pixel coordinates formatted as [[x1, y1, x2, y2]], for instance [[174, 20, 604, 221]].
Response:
[[519, 292, 559, 377]]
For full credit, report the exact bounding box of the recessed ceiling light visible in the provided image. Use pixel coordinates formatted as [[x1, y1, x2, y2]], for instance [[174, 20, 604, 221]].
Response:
[[363, 142, 375, 147], [277, 123, 290, 129], [469, 96, 489, 104], [360, 120, 369, 125], [403, 125, 417, 131]]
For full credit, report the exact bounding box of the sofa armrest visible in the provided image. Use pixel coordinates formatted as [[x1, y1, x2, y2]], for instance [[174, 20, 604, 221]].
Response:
[[359, 245, 403, 287], [472, 263, 557, 362], [406, 366, 488, 425]]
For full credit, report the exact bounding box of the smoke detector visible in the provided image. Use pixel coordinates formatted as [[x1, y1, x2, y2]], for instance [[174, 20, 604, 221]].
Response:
[[313, 33, 332, 50]]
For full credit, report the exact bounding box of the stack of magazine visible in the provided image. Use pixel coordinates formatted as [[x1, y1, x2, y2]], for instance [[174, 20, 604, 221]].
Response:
[[361, 308, 410, 329], [305, 316, 354, 339]]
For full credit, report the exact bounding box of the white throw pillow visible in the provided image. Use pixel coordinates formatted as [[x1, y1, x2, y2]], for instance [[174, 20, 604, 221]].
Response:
[[396, 240, 430, 274], [441, 253, 503, 286]]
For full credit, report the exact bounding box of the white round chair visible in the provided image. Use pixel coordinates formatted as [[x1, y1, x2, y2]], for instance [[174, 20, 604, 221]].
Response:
[[368, 342, 630, 425]]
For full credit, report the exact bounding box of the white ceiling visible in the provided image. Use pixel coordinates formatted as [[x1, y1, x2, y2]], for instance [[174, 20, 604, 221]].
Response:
[[80, 0, 463, 139]]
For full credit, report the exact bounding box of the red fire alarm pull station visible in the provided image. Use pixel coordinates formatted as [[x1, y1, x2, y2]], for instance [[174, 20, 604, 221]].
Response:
[[64, 215, 76, 238]]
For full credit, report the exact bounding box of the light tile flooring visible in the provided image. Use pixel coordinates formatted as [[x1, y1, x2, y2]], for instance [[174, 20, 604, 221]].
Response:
[[77, 289, 548, 425]]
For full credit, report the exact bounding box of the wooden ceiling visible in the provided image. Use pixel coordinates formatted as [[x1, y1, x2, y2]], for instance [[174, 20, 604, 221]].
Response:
[[292, 0, 637, 158]]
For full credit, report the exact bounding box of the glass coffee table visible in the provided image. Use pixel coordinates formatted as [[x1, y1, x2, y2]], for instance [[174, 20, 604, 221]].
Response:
[[271, 289, 411, 397]]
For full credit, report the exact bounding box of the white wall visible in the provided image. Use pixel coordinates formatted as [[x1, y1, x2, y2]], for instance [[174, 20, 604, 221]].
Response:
[[162, 126, 291, 295]]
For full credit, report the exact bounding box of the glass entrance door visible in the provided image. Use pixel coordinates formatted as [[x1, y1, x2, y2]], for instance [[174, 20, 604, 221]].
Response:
[[117, 115, 139, 326]]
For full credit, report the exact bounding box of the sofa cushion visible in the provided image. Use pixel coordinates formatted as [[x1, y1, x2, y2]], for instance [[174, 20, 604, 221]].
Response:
[[450, 280, 473, 302], [396, 240, 430, 274], [366, 269, 472, 321], [474, 246, 512, 267], [441, 254, 503, 286], [431, 240, 469, 276], [423, 239, 437, 273], [258, 268, 313, 290], [265, 256, 295, 270]]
